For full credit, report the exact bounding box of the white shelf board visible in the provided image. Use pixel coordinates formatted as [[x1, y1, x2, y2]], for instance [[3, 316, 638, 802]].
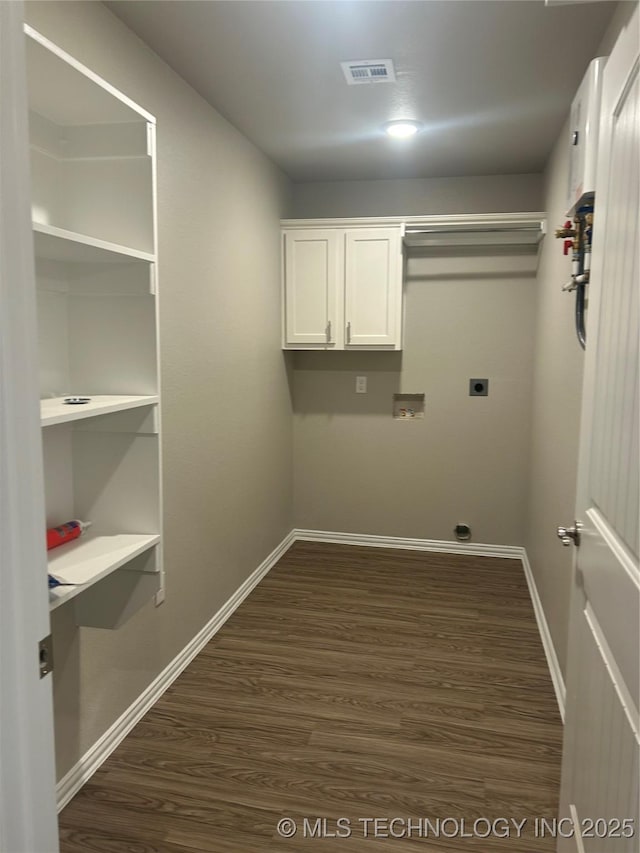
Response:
[[41, 395, 158, 427], [33, 222, 155, 264], [26, 25, 155, 125], [48, 532, 160, 611]]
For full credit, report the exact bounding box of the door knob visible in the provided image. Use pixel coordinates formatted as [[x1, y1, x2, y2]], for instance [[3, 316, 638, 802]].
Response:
[[557, 521, 582, 547]]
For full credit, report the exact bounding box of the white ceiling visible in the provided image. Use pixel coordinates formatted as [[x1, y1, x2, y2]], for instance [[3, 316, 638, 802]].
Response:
[[107, 0, 615, 182]]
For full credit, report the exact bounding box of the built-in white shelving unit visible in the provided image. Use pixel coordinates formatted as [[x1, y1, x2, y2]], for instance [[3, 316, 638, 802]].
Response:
[[25, 25, 163, 626]]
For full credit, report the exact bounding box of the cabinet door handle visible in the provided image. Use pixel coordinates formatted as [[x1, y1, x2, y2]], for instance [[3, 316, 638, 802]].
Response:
[[346, 321, 351, 344], [326, 320, 332, 343]]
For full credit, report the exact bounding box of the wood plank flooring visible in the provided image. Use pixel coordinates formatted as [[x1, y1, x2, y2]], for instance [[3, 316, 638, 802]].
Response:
[[58, 542, 563, 852]]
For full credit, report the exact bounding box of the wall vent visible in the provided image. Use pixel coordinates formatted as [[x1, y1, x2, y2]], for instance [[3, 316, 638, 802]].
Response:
[[341, 59, 396, 85]]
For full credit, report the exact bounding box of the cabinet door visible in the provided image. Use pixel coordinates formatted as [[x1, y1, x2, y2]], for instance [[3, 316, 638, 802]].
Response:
[[283, 230, 339, 347], [344, 228, 402, 348]]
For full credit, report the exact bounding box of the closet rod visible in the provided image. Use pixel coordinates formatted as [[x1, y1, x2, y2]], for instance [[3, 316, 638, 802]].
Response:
[[404, 225, 542, 235]]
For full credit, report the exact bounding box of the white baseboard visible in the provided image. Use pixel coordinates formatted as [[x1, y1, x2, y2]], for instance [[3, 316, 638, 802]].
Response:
[[519, 548, 566, 722], [56, 529, 296, 811], [293, 529, 566, 721], [293, 528, 524, 559], [57, 527, 565, 810]]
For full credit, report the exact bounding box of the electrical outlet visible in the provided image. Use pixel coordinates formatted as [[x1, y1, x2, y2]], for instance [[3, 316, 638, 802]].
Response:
[[469, 378, 489, 396], [356, 376, 367, 394]]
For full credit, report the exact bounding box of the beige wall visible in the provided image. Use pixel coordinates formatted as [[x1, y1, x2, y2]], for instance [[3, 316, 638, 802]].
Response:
[[524, 120, 582, 680], [26, 1, 293, 779], [292, 173, 543, 218], [524, 0, 637, 679], [292, 176, 541, 544], [293, 243, 538, 544]]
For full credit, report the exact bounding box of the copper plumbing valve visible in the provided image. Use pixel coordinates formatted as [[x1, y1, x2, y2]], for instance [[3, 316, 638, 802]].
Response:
[[555, 219, 576, 255], [555, 220, 576, 239]]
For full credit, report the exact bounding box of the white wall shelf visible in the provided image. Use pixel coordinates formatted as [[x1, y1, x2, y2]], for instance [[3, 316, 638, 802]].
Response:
[[281, 213, 547, 238], [33, 222, 155, 265], [41, 395, 158, 427], [48, 533, 160, 611]]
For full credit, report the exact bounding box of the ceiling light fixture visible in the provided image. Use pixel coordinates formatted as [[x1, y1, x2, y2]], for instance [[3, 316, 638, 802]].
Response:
[[384, 120, 422, 139]]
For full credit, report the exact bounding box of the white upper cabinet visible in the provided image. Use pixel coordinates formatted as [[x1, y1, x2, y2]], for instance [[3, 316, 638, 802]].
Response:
[[344, 228, 402, 348], [282, 223, 403, 350], [283, 229, 340, 347]]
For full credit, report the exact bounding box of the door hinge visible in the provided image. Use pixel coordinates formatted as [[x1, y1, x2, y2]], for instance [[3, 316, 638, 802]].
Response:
[[39, 634, 54, 678]]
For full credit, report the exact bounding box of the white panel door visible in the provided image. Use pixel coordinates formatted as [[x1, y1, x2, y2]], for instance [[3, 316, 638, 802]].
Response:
[[558, 12, 639, 853], [0, 3, 59, 851], [283, 229, 340, 347], [344, 228, 402, 348]]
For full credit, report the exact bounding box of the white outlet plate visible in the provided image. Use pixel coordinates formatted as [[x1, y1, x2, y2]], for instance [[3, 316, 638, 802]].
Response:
[[356, 376, 367, 394]]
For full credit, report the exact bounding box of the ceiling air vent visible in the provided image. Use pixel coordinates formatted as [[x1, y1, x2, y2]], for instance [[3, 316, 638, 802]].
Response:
[[341, 59, 396, 85]]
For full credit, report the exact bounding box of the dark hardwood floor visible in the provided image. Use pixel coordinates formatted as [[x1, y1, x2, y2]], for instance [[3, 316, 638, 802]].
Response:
[[58, 542, 563, 851]]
